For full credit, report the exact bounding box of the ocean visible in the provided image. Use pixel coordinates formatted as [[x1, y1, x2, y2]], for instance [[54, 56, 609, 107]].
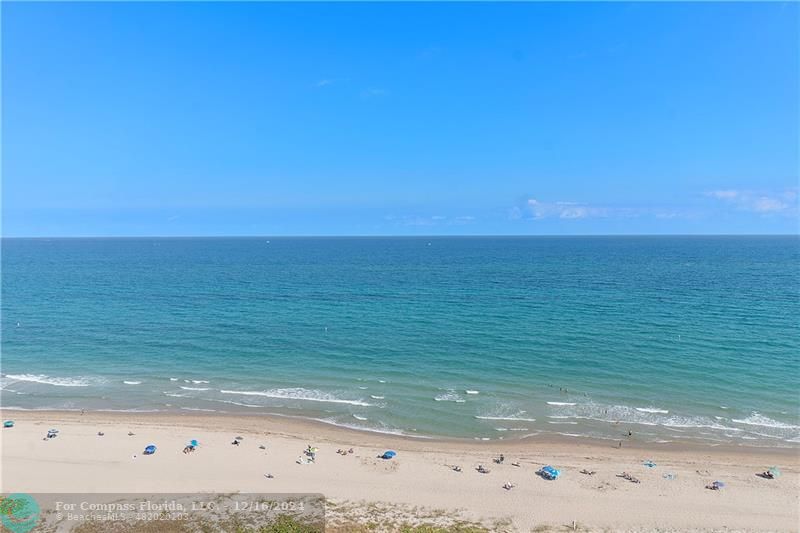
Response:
[[2, 236, 798, 447]]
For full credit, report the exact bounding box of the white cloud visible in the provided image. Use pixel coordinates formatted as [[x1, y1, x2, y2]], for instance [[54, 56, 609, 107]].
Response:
[[384, 214, 476, 227], [752, 196, 788, 213], [525, 198, 608, 220], [508, 207, 523, 220], [315, 79, 334, 87], [707, 190, 739, 200], [511, 187, 798, 224], [558, 206, 591, 219], [517, 198, 687, 222], [706, 188, 797, 215]]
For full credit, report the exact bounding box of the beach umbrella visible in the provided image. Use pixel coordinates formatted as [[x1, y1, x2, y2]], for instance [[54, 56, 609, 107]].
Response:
[[768, 467, 781, 478], [3, 420, 14, 428], [712, 481, 725, 489], [540, 466, 561, 480], [381, 450, 397, 459], [144, 444, 157, 455], [189, 440, 199, 447]]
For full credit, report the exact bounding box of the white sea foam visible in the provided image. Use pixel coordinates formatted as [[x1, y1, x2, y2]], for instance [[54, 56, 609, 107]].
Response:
[[1, 406, 84, 412], [220, 388, 372, 407], [97, 408, 161, 413], [5, 374, 93, 387], [475, 415, 537, 422], [169, 378, 178, 381], [180, 386, 211, 391], [549, 401, 712, 430], [636, 407, 669, 414], [370, 395, 384, 400], [123, 381, 142, 385], [731, 413, 800, 430], [434, 390, 465, 403], [465, 390, 480, 395], [312, 418, 422, 438], [352, 414, 368, 421], [163, 392, 188, 398], [191, 380, 210, 384], [210, 399, 261, 408], [546, 401, 576, 406]]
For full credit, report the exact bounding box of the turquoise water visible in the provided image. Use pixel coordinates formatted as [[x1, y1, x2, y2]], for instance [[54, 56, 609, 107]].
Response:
[[2, 236, 799, 446]]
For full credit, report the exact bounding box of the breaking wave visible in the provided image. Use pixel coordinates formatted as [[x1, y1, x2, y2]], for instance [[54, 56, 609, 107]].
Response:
[[220, 388, 372, 407], [4, 374, 95, 387]]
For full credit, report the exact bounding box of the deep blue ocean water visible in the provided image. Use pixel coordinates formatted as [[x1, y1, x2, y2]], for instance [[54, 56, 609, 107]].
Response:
[[2, 236, 798, 446]]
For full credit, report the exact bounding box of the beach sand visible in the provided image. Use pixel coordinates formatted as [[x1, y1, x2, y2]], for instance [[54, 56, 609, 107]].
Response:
[[1, 410, 798, 532]]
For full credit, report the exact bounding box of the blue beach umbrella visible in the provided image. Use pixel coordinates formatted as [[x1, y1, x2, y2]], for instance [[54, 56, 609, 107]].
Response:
[[539, 465, 561, 480], [189, 440, 199, 447], [381, 450, 396, 459], [143, 444, 157, 455], [3, 420, 14, 428]]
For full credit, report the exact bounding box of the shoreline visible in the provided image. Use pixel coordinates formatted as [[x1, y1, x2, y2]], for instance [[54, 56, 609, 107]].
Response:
[[2, 407, 798, 458], [3, 409, 799, 531]]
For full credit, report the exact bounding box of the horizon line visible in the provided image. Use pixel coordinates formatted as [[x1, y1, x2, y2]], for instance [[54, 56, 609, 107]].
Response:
[[3, 233, 799, 240]]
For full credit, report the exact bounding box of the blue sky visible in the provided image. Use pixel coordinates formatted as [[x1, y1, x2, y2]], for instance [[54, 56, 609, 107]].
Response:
[[3, 2, 798, 236]]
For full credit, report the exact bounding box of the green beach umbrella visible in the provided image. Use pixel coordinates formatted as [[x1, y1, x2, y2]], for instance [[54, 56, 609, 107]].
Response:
[[768, 466, 781, 478]]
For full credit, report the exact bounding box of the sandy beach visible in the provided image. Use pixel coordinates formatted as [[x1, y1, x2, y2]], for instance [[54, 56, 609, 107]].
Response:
[[1, 410, 798, 532]]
